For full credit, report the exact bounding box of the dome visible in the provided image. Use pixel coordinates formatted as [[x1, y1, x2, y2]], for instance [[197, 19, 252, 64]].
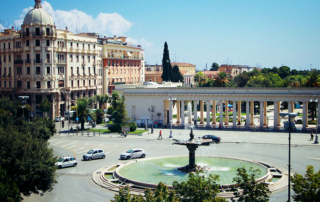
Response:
[[23, 0, 53, 26]]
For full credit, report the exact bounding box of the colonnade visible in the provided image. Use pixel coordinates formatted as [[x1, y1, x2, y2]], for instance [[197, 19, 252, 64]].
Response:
[[169, 100, 320, 130]]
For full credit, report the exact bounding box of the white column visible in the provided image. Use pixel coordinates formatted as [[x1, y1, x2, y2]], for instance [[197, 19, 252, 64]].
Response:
[[260, 101, 264, 128], [206, 101, 210, 127], [288, 102, 293, 113], [233, 101, 236, 128], [303, 101, 308, 130], [246, 101, 250, 127], [220, 102, 223, 126], [317, 102, 320, 130], [181, 100, 185, 125], [194, 100, 197, 125], [274, 101, 278, 130], [169, 100, 173, 125]]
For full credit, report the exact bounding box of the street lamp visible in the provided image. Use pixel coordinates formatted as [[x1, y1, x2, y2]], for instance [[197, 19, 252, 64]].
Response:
[[279, 112, 298, 202], [148, 105, 155, 133], [18, 96, 29, 121], [33, 84, 37, 120], [168, 94, 176, 138], [310, 95, 319, 143], [65, 90, 71, 135]]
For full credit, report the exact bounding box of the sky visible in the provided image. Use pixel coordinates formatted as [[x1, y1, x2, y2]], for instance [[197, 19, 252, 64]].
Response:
[[0, 0, 319, 71]]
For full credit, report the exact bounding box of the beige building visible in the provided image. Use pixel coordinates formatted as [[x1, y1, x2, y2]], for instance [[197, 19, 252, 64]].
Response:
[[219, 64, 256, 77], [0, 0, 103, 118]]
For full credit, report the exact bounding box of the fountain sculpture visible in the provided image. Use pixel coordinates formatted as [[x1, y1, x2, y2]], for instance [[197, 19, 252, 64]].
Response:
[[172, 129, 212, 172]]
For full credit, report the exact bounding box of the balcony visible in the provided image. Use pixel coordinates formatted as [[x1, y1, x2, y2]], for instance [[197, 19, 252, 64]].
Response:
[[34, 59, 42, 64], [34, 47, 41, 51], [57, 60, 66, 64], [46, 47, 53, 51], [82, 61, 87, 65], [32, 32, 45, 36], [25, 59, 31, 64], [23, 32, 30, 37], [45, 59, 52, 64], [14, 60, 24, 64]]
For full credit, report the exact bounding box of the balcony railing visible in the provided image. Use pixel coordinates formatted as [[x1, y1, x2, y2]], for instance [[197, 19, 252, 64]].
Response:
[[82, 61, 87, 65], [32, 32, 45, 36], [57, 60, 66, 64], [14, 60, 24, 64], [45, 59, 51, 63], [25, 59, 31, 64], [23, 32, 30, 37], [34, 59, 42, 64]]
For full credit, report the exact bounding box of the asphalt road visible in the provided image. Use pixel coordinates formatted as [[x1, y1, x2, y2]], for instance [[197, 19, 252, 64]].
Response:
[[23, 129, 320, 202]]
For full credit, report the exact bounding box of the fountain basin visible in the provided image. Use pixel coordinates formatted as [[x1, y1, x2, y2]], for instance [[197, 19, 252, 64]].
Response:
[[115, 156, 269, 189]]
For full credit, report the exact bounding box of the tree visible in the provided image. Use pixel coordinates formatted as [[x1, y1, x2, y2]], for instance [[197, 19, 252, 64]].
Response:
[[109, 92, 121, 110], [76, 98, 96, 130], [270, 67, 278, 74], [278, 66, 291, 79], [210, 62, 219, 71], [0, 167, 21, 202], [0, 117, 57, 199], [231, 167, 270, 202], [39, 98, 52, 118], [172, 65, 184, 82], [291, 165, 320, 202], [213, 72, 229, 87], [194, 71, 207, 86], [110, 96, 130, 132], [161, 42, 173, 82], [95, 109, 104, 124], [306, 69, 320, 87]]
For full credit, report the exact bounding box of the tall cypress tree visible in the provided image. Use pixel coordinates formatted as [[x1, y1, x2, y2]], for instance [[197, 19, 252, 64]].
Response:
[[172, 65, 184, 82], [161, 42, 173, 82]]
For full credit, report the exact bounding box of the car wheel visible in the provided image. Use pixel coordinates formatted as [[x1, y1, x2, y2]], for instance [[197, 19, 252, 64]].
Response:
[[73, 163, 77, 167], [58, 165, 62, 169], [141, 154, 145, 158], [126, 156, 130, 160], [102, 155, 105, 159], [88, 157, 92, 161]]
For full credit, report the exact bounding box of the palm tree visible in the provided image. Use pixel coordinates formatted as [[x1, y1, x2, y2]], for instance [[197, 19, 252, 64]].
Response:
[[194, 71, 207, 86], [77, 98, 96, 130], [214, 72, 229, 87], [306, 70, 320, 87]]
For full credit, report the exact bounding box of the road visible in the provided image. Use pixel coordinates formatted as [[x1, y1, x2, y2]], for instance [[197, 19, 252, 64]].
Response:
[[23, 128, 320, 202]]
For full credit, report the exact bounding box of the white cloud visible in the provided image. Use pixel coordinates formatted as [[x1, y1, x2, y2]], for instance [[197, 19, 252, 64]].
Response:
[[0, 24, 5, 32]]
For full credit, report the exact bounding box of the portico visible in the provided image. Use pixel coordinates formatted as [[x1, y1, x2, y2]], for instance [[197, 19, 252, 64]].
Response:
[[125, 88, 320, 130]]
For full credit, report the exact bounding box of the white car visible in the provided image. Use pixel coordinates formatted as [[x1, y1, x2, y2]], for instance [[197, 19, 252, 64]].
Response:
[[54, 116, 65, 122], [55, 156, 77, 169], [120, 149, 146, 160]]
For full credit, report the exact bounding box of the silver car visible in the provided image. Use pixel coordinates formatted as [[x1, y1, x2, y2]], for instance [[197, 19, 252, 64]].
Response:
[[120, 149, 146, 160], [83, 149, 105, 161]]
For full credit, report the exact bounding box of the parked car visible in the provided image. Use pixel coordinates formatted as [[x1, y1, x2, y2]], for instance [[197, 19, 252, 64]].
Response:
[[202, 135, 221, 144], [83, 149, 105, 161], [55, 156, 77, 169], [120, 149, 146, 160], [54, 116, 65, 122]]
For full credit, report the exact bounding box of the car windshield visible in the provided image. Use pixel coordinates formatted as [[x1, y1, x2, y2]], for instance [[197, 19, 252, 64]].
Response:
[[87, 150, 94, 154], [57, 158, 64, 162], [126, 150, 133, 153]]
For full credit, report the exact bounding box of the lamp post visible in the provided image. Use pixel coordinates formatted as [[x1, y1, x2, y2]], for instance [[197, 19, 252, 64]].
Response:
[[310, 95, 319, 143], [18, 96, 29, 121], [148, 105, 155, 133], [279, 112, 297, 202], [166, 59, 170, 82], [168, 94, 176, 138], [65, 90, 71, 135], [33, 84, 37, 120]]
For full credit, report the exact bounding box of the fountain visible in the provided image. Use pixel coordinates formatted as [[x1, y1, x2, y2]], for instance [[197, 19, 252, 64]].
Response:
[[172, 129, 212, 172]]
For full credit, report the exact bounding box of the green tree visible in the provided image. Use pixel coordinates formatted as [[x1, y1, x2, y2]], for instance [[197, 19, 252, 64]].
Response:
[[306, 69, 320, 87], [0, 117, 57, 198], [0, 167, 21, 202], [110, 96, 130, 132], [194, 71, 207, 86], [110, 92, 121, 110], [231, 167, 270, 202], [172, 65, 184, 82], [76, 98, 96, 130], [278, 66, 291, 79], [96, 94, 109, 109], [0, 97, 17, 116], [95, 109, 104, 124], [291, 165, 320, 202], [210, 62, 219, 71], [270, 67, 278, 74], [213, 72, 229, 87], [39, 98, 52, 118], [161, 42, 173, 82]]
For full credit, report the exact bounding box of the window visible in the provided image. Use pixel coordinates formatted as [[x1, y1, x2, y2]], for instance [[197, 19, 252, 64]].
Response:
[[70, 55, 73, 62], [8, 67, 11, 76], [27, 81, 30, 89], [77, 67, 79, 75], [0, 81, 1, 88], [82, 66, 85, 74], [83, 80, 85, 86], [9, 81, 11, 88], [94, 79, 96, 85], [17, 67, 22, 75], [46, 54, 50, 63], [71, 67, 73, 74], [88, 56, 90, 62], [0, 68, 1, 75], [27, 67, 30, 74], [35, 28, 40, 36], [8, 55, 11, 62], [89, 80, 91, 86], [26, 28, 29, 36], [36, 81, 41, 88], [70, 42, 73, 47], [77, 80, 79, 86], [36, 40, 40, 46], [4, 81, 6, 88], [58, 80, 64, 88], [8, 42, 10, 49], [77, 43, 79, 48], [47, 81, 51, 88], [3, 43, 5, 49], [58, 67, 64, 74], [47, 66, 50, 74], [88, 67, 90, 74], [46, 40, 50, 46], [88, 44, 90, 50], [35, 54, 41, 63], [82, 44, 84, 49], [71, 80, 73, 87], [36, 67, 41, 74], [26, 40, 29, 46]]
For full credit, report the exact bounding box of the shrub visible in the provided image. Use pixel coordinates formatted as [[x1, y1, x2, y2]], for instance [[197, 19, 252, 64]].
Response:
[[109, 123, 122, 132], [130, 122, 137, 131]]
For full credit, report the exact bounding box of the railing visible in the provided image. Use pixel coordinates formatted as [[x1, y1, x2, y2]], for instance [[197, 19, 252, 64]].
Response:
[[45, 59, 51, 63], [23, 32, 30, 37], [32, 32, 45, 36], [14, 60, 23, 64], [57, 60, 66, 64], [82, 61, 87, 65], [34, 59, 42, 64], [25, 59, 31, 64], [36, 71, 41, 75]]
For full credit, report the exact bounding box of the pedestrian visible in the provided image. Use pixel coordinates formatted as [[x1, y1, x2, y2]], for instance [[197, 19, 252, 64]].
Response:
[[155, 121, 157, 128], [310, 131, 314, 141], [219, 123, 222, 130], [158, 130, 162, 139]]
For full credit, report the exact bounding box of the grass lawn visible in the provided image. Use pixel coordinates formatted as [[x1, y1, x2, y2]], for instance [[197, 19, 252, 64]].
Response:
[[87, 129, 148, 134], [127, 130, 148, 134]]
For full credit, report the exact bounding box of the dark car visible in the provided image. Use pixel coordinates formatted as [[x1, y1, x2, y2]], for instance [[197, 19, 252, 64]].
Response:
[[202, 135, 221, 144]]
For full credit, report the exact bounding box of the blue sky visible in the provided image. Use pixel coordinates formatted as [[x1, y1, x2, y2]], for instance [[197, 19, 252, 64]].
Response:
[[1, 0, 319, 70]]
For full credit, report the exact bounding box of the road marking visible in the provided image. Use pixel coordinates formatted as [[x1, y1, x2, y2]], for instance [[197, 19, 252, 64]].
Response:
[[61, 143, 73, 147], [68, 145, 78, 148], [51, 141, 63, 145], [99, 143, 104, 146], [73, 147, 85, 151]]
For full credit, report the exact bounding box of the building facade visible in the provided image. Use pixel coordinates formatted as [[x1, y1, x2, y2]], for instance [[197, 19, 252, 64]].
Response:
[[0, 0, 103, 118], [219, 64, 257, 77]]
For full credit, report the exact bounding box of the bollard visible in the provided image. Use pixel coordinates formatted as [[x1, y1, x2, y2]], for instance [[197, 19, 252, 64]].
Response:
[[81, 130, 83, 136], [93, 131, 95, 137], [87, 131, 89, 136], [99, 130, 100, 136]]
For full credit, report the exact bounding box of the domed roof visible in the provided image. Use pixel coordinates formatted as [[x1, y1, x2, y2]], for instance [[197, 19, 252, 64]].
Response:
[[23, 0, 53, 26]]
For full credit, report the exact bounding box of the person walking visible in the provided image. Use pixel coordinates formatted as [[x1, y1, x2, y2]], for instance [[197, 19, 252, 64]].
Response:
[[219, 123, 222, 130], [310, 131, 314, 141], [158, 130, 162, 139]]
